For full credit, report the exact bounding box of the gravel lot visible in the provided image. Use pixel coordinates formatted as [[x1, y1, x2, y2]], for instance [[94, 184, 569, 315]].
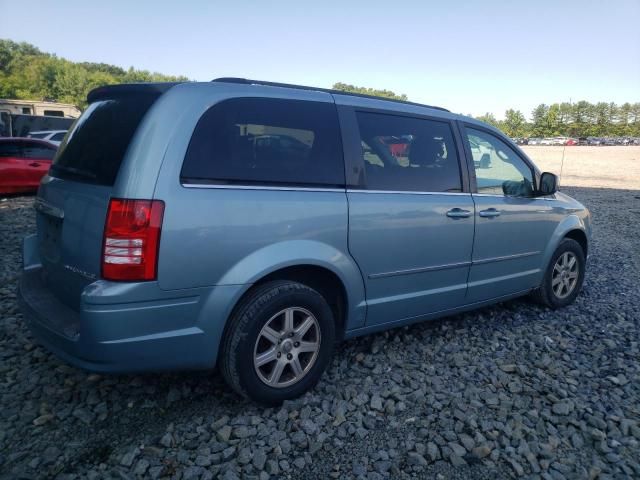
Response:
[[1, 184, 639, 479]]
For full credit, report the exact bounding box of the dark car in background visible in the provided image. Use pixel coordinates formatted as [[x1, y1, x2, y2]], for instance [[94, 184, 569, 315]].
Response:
[[0, 138, 57, 195]]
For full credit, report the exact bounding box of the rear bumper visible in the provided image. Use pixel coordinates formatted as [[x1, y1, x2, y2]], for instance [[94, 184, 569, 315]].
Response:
[[19, 235, 246, 373]]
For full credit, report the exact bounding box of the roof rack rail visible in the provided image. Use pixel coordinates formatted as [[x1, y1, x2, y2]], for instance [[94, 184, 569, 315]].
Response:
[[211, 77, 449, 112]]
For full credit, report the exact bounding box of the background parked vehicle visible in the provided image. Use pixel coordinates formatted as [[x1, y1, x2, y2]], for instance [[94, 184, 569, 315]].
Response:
[[0, 99, 81, 118], [1, 99, 79, 138], [1, 112, 75, 138], [380, 135, 411, 157], [27, 130, 67, 146], [0, 138, 56, 194], [525, 136, 637, 146]]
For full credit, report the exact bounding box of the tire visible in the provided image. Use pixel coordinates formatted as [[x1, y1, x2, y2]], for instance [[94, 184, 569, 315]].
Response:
[[219, 280, 336, 405], [532, 238, 586, 309]]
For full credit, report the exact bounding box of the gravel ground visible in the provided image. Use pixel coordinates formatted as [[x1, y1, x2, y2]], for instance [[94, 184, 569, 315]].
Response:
[[1, 187, 639, 480]]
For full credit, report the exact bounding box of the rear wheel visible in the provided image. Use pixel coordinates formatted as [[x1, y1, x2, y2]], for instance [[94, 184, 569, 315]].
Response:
[[220, 281, 335, 405], [532, 238, 585, 309]]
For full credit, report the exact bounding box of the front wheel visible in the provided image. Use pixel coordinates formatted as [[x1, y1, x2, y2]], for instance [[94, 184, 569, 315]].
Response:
[[532, 238, 586, 309], [219, 281, 336, 405]]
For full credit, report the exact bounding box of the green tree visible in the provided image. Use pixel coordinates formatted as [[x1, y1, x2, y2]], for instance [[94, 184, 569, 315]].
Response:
[[0, 38, 190, 109], [593, 102, 611, 136], [475, 112, 501, 129], [332, 82, 408, 101], [502, 109, 527, 137], [617, 102, 632, 136], [570, 101, 592, 137], [530, 104, 549, 137], [558, 102, 575, 136], [630, 103, 640, 136], [546, 104, 561, 135]]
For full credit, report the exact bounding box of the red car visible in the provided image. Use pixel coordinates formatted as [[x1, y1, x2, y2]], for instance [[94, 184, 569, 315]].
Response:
[[381, 136, 410, 157], [0, 138, 57, 195]]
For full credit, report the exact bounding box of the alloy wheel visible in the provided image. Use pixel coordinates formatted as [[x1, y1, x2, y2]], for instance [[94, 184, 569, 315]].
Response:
[[253, 307, 321, 388], [552, 251, 579, 299]]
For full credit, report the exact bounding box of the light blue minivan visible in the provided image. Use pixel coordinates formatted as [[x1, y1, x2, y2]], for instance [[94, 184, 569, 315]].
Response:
[[19, 78, 591, 404]]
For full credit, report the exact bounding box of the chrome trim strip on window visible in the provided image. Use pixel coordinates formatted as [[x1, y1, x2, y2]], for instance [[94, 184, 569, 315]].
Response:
[[368, 261, 472, 279], [181, 183, 345, 193], [182, 184, 472, 195], [347, 189, 470, 196], [473, 251, 540, 265], [34, 197, 64, 219], [473, 193, 557, 201]]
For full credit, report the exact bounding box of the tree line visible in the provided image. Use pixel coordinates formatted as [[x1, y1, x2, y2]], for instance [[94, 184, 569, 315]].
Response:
[[332, 82, 409, 101], [0, 39, 188, 109], [332, 83, 640, 138], [1, 39, 638, 138], [476, 102, 640, 138]]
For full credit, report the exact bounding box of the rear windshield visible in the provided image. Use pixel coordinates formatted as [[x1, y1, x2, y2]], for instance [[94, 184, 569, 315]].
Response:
[[50, 95, 158, 185]]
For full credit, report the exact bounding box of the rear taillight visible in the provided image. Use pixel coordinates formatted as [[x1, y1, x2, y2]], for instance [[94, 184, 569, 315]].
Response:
[[102, 198, 164, 281]]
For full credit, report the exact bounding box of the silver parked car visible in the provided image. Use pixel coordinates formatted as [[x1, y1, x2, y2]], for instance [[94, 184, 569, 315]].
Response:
[[19, 79, 591, 404], [27, 130, 68, 146]]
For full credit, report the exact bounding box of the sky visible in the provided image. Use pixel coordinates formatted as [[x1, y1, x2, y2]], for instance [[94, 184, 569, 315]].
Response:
[[1, 0, 639, 118]]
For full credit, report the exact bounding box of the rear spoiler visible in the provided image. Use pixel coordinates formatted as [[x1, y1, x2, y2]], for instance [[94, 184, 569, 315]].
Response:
[[87, 82, 183, 103]]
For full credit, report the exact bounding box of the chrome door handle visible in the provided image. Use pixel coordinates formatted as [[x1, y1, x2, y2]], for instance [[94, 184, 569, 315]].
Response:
[[479, 208, 501, 218], [446, 208, 472, 218]]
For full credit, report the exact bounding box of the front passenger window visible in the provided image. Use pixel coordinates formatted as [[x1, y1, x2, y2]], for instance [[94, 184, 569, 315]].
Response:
[[465, 128, 534, 197]]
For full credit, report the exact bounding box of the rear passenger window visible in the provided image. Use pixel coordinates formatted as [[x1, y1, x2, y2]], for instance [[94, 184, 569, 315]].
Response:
[[356, 112, 461, 192], [181, 98, 344, 187]]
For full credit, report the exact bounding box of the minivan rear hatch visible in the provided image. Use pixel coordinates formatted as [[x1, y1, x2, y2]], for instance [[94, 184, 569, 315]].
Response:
[[36, 84, 175, 310]]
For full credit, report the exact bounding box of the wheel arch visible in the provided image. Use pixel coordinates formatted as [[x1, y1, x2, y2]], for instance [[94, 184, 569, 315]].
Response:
[[564, 228, 588, 257], [539, 215, 589, 285], [216, 239, 366, 334], [215, 263, 356, 370], [251, 265, 349, 339]]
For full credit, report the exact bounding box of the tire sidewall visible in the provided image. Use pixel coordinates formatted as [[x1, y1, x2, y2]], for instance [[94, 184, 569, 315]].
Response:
[[544, 239, 586, 308], [234, 285, 335, 405]]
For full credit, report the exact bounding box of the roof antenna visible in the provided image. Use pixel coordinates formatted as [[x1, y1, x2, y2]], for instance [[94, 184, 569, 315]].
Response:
[[558, 142, 566, 189], [558, 97, 571, 189]]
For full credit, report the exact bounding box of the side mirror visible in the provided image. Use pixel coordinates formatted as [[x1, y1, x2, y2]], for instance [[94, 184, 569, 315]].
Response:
[[538, 172, 558, 195]]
